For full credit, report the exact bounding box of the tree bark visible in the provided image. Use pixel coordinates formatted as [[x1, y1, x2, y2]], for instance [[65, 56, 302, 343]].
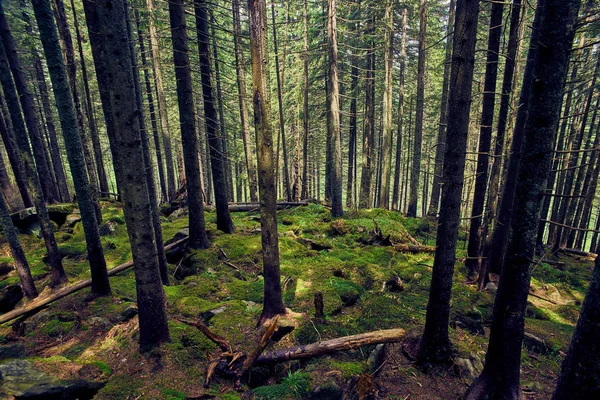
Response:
[[465, 0, 579, 396], [417, 0, 480, 363], [33, 0, 111, 296], [82, 0, 170, 351], [392, 8, 408, 212], [359, 14, 375, 209], [168, 0, 210, 251], [408, 0, 427, 217], [194, 0, 235, 234], [247, 0, 287, 324], [301, 0, 310, 201]]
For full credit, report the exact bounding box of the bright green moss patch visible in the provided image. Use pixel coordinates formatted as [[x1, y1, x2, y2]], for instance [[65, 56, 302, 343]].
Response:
[[253, 371, 312, 400], [94, 374, 142, 399], [330, 360, 366, 378]]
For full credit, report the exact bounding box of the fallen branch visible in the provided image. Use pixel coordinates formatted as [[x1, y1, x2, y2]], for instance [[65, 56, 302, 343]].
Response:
[[206, 201, 310, 213], [177, 318, 232, 352], [0, 238, 189, 325], [240, 316, 279, 376], [255, 328, 405, 364], [393, 244, 436, 254], [528, 291, 558, 305], [558, 247, 597, 258]]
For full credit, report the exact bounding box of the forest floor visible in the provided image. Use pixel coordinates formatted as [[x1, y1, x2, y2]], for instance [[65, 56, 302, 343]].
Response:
[[0, 202, 593, 399]]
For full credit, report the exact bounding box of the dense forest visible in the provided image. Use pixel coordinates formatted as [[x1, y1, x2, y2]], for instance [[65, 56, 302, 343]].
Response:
[[0, 0, 598, 398]]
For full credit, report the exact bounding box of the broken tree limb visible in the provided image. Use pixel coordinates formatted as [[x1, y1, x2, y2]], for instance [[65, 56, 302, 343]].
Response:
[[393, 244, 436, 254], [558, 247, 598, 258], [240, 316, 279, 376], [0, 238, 189, 325], [255, 328, 405, 365], [177, 318, 232, 352]]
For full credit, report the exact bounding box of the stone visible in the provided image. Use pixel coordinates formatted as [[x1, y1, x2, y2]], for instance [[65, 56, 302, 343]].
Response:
[[384, 276, 404, 292], [413, 273, 422, 280], [0, 360, 104, 399], [200, 306, 226, 323], [63, 213, 82, 229], [281, 230, 297, 239], [118, 305, 138, 322], [165, 228, 189, 246], [0, 285, 23, 313], [0, 344, 25, 360], [455, 357, 477, 379], [98, 221, 119, 236], [523, 332, 549, 354]]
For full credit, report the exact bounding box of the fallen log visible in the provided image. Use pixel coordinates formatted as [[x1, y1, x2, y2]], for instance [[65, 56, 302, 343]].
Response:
[[558, 247, 597, 259], [255, 328, 405, 365], [393, 244, 436, 254], [219, 201, 310, 212], [0, 238, 189, 325]]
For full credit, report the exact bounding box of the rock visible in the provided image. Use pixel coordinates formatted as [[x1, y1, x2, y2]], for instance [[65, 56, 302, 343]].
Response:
[[0, 285, 23, 313], [98, 221, 119, 236], [281, 230, 297, 239], [0, 344, 25, 360], [0, 359, 104, 399], [413, 273, 422, 280], [169, 207, 187, 220], [523, 332, 549, 354], [367, 344, 386, 375], [200, 306, 226, 323], [270, 317, 296, 342], [485, 282, 498, 293], [165, 228, 189, 246], [10, 206, 73, 235], [63, 213, 82, 229], [455, 357, 477, 379], [118, 305, 138, 322], [384, 276, 404, 292]]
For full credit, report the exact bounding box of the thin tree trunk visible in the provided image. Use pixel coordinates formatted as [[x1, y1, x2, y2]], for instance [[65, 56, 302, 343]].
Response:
[[392, 8, 407, 212], [465, 0, 579, 396], [408, 0, 427, 217], [33, 0, 110, 296], [427, 0, 455, 216], [232, 0, 258, 203], [194, 0, 234, 234], [378, 0, 393, 209], [247, 0, 287, 324], [417, 0, 479, 363], [168, 0, 210, 251], [359, 14, 375, 209], [82, 0, 170, 350], [146, 0, 176, 201]]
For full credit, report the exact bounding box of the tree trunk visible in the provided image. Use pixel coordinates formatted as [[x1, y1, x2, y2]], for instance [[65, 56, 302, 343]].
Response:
[[247, 0, 287, 324], [0, 102, 33, 208], [408, 0, 427, 217], [427, 0, 455, 216], [378, 1, 393, 209], [168, 0, 210, 251], [70, 0, 109, 198], [464, 0, 505, 279], [194, 0, 234, 234], [232, 0, 258, 203], [326, 0, 343, 217], [417, 0, 480, 363], [359, 14, 375, 209], [82, 0, 171, 351], [33, 0, 111, 296], [0, 5, 57, 205], [301, 0, 310, 201], [146, 0, 176, 202], [465, 0, 579, 396], [0, 36, 67, 287], [392, 8, 408, 212]]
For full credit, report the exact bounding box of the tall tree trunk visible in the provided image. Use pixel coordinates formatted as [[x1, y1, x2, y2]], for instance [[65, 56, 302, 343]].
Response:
[[0, 5, 57, 204], [465, 0, 579, 396], [247, 0, 287, 324], [0, 142, 10, 195], [301, 0, 310, 201], [392, 8, 408, 212], [0, 193, 37, 298], [346, 50, 359, 208], [70, 0, 109, 198], [327, 0, 343, 217], [194, 0, 234, 234], [359, 14, 375, 209], [52, 0, 101, 221], [271, 2, 292, 202], [134, 11, 167, 204], [168, 0, 210, 251], [378, 0, 393, 209], [427, 0, 455, 216], [32, 0, 110, 296], [82, 0, 170, 351], [146, 0, 176, 201], [464, 0, 505, 279], [232, 0, 258, 203], [0, 99, 33, 208], [0, 38, 67, 287], [417, 0, 479, 363], [408, 0, 427, 217]]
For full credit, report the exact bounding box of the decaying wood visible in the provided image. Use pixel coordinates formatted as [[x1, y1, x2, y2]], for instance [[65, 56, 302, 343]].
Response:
[[240, 316, 279, 376], [177, 318, 232, 352], [559, 247, 598, 258], [393, 243, 436, 254], [208, 201, 310, 212], [528, 291, 558, 305], [0, 238, 189, 325], [255, 328, 405, 364]]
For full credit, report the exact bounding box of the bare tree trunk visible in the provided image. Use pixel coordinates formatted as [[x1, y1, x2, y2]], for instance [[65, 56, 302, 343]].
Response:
[[465, 0, 579, 396], [146, 0, 176, 201], [247, 0, 287, 324], [378, 0, 393, 209], [33, 0, 111, 296], [82, 0, 170, 351], [194, 0, 234, 234], [359, 14, 375, 209], [408, 0, 427, 217], [417, 0, 479, 363], [232, 0, 258, 203], [392, 8, 407, 212]]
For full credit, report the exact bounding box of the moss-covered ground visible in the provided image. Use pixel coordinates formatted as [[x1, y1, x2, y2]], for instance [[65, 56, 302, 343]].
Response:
[[0, 202, 593, 399]]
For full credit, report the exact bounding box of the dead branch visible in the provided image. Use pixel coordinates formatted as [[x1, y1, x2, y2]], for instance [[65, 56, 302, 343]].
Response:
[[177, 318, 232, 352], [393, 244, 436, 254], [559, 247, 598, 258], [240, 316, 279, 376]]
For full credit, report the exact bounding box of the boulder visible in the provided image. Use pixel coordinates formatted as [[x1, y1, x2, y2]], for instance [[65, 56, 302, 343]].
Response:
[[118, 305, 138, 323], [98, 221, 119, 236], [0, 285, 23, 313], [10, 206, 74, 235], [523, 332, 550, 354]]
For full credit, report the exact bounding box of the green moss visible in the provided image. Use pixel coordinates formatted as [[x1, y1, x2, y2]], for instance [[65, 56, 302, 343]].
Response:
[[39, 318, 75, 338], [94, 374, 142, 399], [161, 388, 187, 399], [330, 361, 366, 378], [253, 371, 311, 400], [90, 361, 112, 375]]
